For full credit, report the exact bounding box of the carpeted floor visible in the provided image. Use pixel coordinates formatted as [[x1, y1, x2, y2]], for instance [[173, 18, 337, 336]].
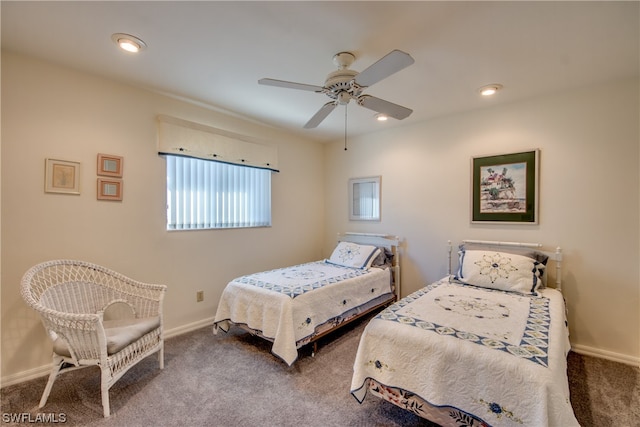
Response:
[[2, 315, 638, 426]]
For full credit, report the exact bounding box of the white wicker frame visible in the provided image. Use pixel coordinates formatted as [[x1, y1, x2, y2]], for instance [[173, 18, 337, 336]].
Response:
[[20, 260, 167, 418]]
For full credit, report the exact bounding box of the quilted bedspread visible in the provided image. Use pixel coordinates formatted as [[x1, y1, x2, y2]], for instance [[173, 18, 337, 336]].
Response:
[[351, 277, 579, 427], [214, 261, 391, 365]]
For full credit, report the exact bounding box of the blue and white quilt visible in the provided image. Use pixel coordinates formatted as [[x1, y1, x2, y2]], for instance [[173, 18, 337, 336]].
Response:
[[351, 277, 579, 427], [214, 261, 391, 365]]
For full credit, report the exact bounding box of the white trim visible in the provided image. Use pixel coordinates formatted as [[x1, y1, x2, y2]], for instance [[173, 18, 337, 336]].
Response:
[[164, 317, 215, 339], [571, 343, 640, 367], [1, 364, 52, 388]]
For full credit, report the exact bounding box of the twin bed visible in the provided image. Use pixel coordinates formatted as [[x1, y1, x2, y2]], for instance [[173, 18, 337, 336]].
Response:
[[213, 233, 400, 365], [351, 240, 579, 426], [213, 235, 579, 426]]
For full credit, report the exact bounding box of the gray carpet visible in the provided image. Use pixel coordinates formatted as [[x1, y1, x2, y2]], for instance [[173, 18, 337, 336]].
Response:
[[2, 315, 639, 427]]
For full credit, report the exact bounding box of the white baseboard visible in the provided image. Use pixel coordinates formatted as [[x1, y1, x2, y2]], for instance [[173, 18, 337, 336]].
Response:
[[0, 317, 216, 388], [1, 365, 52, 389], [571, 343, 640, 367], [164, 317, 215, 339]]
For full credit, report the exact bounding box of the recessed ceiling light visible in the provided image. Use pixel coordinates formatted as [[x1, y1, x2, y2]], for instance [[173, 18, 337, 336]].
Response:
[[375, 113, 388, 122], [111, 33, 146, 53], [479, 84, 503, 96]]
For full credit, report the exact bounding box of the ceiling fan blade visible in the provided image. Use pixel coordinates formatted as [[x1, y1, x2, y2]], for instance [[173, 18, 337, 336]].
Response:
[[358, 95, 413, 120], [258, 78, 324, 92], [304, 102, 338, 128], [354, 50, 415, 88]]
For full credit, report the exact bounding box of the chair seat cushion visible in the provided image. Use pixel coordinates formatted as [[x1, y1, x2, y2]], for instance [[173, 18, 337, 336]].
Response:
[[53, 316, 161, 357]]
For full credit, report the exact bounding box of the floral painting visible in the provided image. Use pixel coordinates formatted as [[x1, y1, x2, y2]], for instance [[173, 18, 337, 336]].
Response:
[[479, 162, 527, 213], [471, 150, 539, 224]]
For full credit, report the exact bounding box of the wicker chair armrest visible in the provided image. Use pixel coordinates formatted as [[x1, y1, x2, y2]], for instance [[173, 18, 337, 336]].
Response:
[[41, 312, 108, 362], [109, 281, 166, 317], [124, 281, 167, 298], [103, 274, 166, 298], [40, 307, 101, 323]]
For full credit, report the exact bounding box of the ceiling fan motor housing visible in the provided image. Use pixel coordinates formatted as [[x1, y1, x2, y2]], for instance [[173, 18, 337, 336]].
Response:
[[324, 69, 361, 104]]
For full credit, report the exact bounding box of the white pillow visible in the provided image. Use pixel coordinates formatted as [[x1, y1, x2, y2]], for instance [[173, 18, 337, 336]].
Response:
[[326, 242, 381, 269], [455, 249, 545, 295]]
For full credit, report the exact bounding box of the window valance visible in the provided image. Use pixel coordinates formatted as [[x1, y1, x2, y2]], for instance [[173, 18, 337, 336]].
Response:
[[157, 115, 279, 172]]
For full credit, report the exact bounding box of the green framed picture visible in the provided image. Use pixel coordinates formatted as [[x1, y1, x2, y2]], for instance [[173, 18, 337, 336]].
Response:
[[471, 149, 539, 224]]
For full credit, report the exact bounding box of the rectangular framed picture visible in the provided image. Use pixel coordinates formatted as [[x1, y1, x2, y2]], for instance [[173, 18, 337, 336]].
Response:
[[97, 153, 123, 178], [45, 158, 80, 194], [349, 176, 381, 221], [471, 149, 539, 224], [97, 178, 123, 201]]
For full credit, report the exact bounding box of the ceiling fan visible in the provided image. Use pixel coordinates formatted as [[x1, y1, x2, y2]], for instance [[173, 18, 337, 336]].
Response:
[[258, 49, 415, 129]]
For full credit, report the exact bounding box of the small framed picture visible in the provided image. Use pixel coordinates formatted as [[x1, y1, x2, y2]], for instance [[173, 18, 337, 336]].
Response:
[[97, 178, 123, 201], [471, 149, 539, 224], [45, 158, 80, 195], [97, 153, 123, 178], [349, 176, 381, 221]]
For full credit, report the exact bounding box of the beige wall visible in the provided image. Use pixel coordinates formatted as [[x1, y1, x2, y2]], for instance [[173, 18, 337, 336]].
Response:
[[1, 51, 638, 385], [1, 52, 326, 383], [324, 77, 640, 365]]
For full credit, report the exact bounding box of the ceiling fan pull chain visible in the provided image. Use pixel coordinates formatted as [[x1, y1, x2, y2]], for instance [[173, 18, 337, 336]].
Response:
[[344, 104, 348, 151]]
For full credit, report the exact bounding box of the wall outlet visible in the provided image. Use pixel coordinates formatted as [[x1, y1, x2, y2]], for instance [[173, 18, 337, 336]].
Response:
[[196, 290, 204, 302]]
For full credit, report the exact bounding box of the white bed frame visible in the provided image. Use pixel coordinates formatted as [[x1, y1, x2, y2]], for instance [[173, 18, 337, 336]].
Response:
[[448, 239, 563, 292]]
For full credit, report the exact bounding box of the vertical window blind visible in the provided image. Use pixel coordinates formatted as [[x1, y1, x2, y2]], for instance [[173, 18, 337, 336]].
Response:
[[166, 155, 271, 230]]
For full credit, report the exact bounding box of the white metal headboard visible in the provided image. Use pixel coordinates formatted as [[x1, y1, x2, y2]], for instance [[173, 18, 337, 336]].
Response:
[[449, 239, 563, 292], [338, 232, 402, 298]]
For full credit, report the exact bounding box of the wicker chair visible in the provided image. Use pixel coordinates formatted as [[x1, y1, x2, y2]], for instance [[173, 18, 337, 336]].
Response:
[[21, 260, 167, 417]]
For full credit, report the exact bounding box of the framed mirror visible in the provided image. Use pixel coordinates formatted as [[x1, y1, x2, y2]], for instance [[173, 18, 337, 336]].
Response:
[[349, 176, 381, 221]]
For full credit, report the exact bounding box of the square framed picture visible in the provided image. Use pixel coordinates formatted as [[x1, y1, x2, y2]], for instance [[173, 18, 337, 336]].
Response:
[[471, 149, 539, 224], [97, 178, 123, 201], [45, 158, 80, 195], [97, 153, 123, 178]]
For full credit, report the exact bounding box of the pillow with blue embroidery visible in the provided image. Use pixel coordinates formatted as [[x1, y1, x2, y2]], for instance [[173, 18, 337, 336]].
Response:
[[326, 242, 381, 269], [458, 242, 549, 265], [458, 243, 549, 287], [454, 249, 545, 295]]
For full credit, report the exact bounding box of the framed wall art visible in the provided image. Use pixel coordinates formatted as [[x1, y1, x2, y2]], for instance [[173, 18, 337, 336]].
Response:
[[97, 153, 123, 178], [45, 158, 80, 195], [471, 149, 539, 224], [349, 176, 381, 221], [97, 178, 123, 201]]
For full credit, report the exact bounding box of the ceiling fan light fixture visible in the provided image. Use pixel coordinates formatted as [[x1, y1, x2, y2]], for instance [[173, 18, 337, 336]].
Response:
[[111, 33, 146, 53], [375, 113, 388, 122], [479, 84, 503, 96]]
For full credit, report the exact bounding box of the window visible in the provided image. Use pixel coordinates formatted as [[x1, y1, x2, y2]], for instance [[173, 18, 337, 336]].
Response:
[[166, 155, 271, 230]]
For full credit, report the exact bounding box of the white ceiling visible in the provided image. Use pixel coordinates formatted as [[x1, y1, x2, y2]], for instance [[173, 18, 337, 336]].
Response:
[[2, 1, 638, 142]]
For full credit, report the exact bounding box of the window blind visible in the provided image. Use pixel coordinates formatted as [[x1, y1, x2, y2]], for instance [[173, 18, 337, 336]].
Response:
[[166, 155, 271, 230]]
